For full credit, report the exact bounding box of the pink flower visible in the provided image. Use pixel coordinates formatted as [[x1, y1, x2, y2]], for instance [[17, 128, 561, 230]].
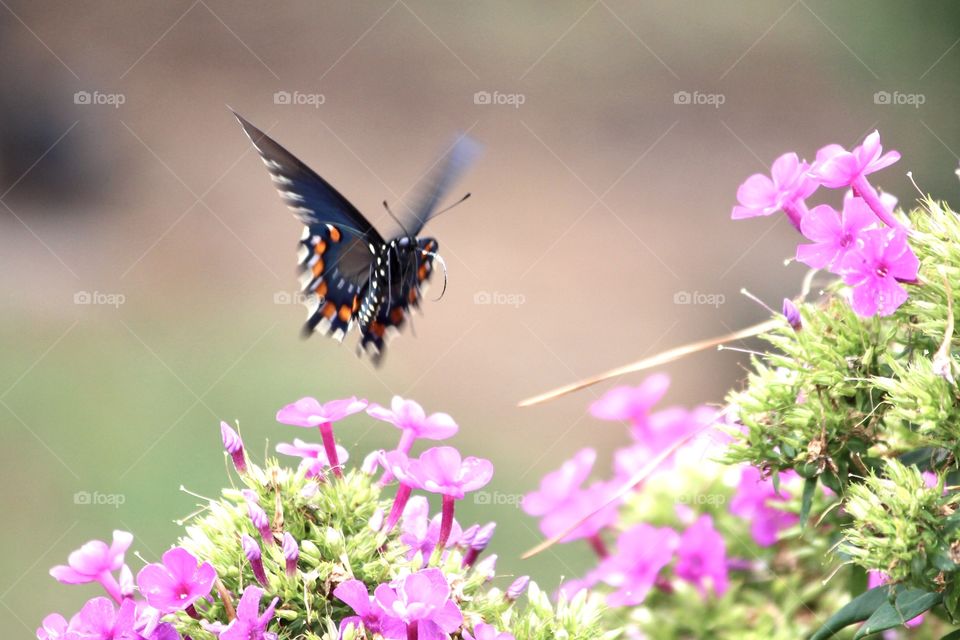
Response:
[[49, 530, 133, 603], [505, 576, 530, 601], [729, 466, 799, 547], [612, 406, 716, 478], [409, 447, 494, 499], [796, 197, 878, 270], [36, 614, 68, 640], [374, 568, 463, 640], [840, 227, 919, 317], [522, 448, 595, 516], [276, 396, 367, 478], [367, 396, 459, 451], [276, 396, 368, 426], [136, 547, 216, 614], [407, 447, 494, 554], [464, 623, 516, 640], [523, 449, 619, 545], [731, 152, 818, 229], [217, 586, 279, 640], [812, 131, 900, 189], [400, 496, 462, 564], [592, 524, 679, 606], [61, 598, 178, 640], [589, 373, 670, 429], [276, 438, 350, 478], [811, 131, 904, 230], [674, 515, 729, 598], [335, 579, 384, 636]]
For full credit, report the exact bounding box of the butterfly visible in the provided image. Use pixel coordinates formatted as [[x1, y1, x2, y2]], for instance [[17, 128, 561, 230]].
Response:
[[233, 112, 480, 365]]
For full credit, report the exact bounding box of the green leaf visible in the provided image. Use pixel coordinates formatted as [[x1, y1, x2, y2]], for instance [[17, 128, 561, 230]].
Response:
[[810, 586, 890, 640], [939, 630, 960, 640], [800, 476, 817, 531], [853, 589, 942, 639]]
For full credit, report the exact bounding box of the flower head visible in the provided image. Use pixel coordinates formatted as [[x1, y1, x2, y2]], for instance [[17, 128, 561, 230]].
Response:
[[840, 227, 919, 317], [374, 568, 463, 639], [400, 496, 462, 563], [218, 586, 279, 640], [136, 547, 216, 614], [367, 396, 459, 451], [282, 532, 299, 577], [812, 131, 900, 189], [522, 448, 595, 516], [782, 298, 802, 331], [731, 152, 818, 228], [36, 614, 68, 640], [674, 515, 729, 598], [796, 197, 878, 270], [242, 534, 268, 586], [408, 446, 494, 500], [50, 530, 133, 602], [275, 396, 368, 427], [275, 438, 349, 478], [592, 524, 679, 606]]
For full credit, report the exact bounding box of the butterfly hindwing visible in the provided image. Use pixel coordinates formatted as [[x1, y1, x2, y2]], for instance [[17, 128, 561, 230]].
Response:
[[299, 223, 373, 341]]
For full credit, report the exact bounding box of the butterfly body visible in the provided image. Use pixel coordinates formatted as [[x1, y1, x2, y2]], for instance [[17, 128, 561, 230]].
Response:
[[234, 111, 476, 364]]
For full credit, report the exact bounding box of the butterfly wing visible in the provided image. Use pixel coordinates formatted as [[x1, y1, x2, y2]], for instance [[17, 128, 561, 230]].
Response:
[[358, 238, 439, 363], [394, 134, 482, 236], [234, 111, 384, 340]]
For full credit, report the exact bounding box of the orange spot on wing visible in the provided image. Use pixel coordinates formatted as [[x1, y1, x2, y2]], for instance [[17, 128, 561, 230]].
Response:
[[329, 227, 342, 243], [338, 305, 352, 322], [351, 296, 360, 312], [314, 281, 328, 298], [389, 307, 404, 324], [418, 264, 429, 281], [312, 258, 325, 278], [408, 289, 419, 303], [369, 321, 386, 338], [322, 302, 337, 319], [314, 240, 327, 255]]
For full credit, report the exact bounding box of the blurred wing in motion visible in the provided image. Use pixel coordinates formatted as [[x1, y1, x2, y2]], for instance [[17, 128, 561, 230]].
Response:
[[395, 133, 482, 235]]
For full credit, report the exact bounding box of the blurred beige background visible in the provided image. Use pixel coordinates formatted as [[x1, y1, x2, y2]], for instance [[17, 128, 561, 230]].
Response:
[[2, 1, 959, 634]]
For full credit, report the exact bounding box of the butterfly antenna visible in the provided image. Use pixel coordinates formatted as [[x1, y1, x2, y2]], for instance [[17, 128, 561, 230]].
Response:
[[383, 201, 412, 238], [429, 193, 471, 222]]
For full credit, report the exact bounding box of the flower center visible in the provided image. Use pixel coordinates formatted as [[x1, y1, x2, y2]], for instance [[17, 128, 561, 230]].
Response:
[[875, 265, 889, 278]]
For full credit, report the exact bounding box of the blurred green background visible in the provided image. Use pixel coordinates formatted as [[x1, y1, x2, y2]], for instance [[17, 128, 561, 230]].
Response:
[[3, 1, 960, 634]]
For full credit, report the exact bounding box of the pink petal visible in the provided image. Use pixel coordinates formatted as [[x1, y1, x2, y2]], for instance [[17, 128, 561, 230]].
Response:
[[160, 547, 199, 581], [420, 413, 458, 440], [334, 580, 373, 616], [799, 204, 842, 242], [769, 152, 800, 187], [49, 565, 92, 584], [735, 174, 777, 209]]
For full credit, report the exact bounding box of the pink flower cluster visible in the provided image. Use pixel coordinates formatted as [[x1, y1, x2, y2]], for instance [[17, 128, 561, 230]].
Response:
[[732, 131, 920, 317], [523, 376, 801, 608], [40, 395, 518, 640], [42, 533, 219, 640]]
